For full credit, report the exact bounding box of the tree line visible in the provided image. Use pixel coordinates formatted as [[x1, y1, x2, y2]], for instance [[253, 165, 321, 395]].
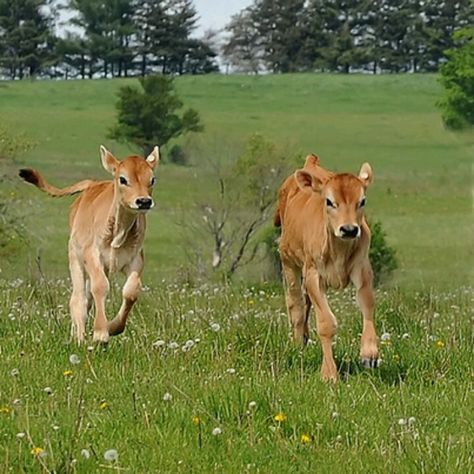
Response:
[[222, 0, 473, 74], [0, 0, 218, 80]]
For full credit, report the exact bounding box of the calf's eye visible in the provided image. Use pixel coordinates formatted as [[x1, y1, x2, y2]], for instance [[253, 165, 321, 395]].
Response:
[[326, 198, 335, 208], [359, 198, 366, 208], [119, 176, 128, 186], [150, 176, 156, 187]]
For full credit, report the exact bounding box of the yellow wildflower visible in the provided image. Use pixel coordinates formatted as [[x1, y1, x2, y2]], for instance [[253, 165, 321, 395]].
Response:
[[300, 433, 311, 444], [100, 401, 108, 410], [0, 406, 11, 414], [436, 340, 445, 349], [192, 416, 201, 425], [249, 300, 255, 305], [31, 447, 44, 457], [63, 370, 73, 377], [274, 413, 286, 422]]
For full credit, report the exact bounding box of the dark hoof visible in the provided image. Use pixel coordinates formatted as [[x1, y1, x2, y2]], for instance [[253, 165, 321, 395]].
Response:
[[361, 357, 380, 369]]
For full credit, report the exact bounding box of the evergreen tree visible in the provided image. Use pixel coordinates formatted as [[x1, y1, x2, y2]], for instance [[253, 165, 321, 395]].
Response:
[[222, 7, 263, 73], [108, 75, 203, 155], [0, 0, 56, 79]]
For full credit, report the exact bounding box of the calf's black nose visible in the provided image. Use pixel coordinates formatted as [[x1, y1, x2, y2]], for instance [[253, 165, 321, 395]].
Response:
[[136, 197, 152, 209], [340, 224, 359, 239]]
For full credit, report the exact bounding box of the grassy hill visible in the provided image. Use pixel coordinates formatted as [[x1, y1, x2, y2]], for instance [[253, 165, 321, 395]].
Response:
[[1, 74, 472, 287]]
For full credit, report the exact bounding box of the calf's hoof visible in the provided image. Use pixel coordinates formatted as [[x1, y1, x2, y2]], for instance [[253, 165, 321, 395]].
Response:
[[93, 329, 110, 344], [361, 357, 380, 369], [320, 363, 339, 383]]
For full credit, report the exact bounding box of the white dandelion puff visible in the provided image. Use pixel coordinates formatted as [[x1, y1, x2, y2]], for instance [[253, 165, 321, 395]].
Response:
[[210, 323, 221, 332], [69, 354, 80, 365], [163, 392, 173, 401], [81, 449, 91, 459], [212, 427, 222, 436], [103, 449, 118, 462], [152, 339, 165, 349]]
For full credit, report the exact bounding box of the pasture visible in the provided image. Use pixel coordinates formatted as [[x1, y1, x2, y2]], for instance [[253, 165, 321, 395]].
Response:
[[0, 74, 473, 472]]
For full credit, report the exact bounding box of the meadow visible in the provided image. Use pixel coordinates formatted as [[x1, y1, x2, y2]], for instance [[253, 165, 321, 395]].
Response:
[[0, 74, 473, 472]]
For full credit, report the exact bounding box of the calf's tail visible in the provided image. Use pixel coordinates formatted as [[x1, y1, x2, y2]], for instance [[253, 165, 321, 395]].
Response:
[[19, 168, 94, 197]]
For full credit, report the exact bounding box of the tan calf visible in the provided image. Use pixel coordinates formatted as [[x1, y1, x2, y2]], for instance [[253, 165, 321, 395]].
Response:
[[19, 146, 159, 344], [275, 155, 378, 381]]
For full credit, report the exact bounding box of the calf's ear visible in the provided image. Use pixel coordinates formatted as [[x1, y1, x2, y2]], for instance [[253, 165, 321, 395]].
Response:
[[304, 153, 320, 168], [146, 146, 160, 169], [358, 163, 373, 187], [295, 169, 323, 193], [100, 146, 119, 174]]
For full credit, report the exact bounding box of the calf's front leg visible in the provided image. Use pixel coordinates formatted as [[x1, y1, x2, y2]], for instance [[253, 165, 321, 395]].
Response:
[[108, 252, 143, 336], [305, 266, 338, 382], [85, 253, 110, 344], [352, 263, 379, 368]]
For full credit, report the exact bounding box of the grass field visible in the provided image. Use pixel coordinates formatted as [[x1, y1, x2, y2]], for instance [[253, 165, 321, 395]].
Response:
[[1, 280, 473, 472], [0, 74, 473, 472], [0, 74, 472, 287]]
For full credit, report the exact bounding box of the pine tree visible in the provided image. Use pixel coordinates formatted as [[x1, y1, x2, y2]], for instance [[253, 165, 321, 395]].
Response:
[[0, 0, 56, 79]]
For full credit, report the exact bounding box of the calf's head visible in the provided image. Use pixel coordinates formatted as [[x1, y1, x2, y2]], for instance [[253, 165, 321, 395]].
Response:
[[295, 163, 373, 240], [100, 146, 159, 212]]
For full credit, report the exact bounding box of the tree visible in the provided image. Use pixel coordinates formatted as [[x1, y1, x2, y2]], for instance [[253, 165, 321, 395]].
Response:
[[108, 75, 203, 156], [222, 7, 263, 74], [438, 27, 474, 130], [186, 135, 298, 278], [0, 0, 57, 79]]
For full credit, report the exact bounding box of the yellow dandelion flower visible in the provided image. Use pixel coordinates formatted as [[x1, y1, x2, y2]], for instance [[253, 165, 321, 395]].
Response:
[[63, 370, 73, 377], [436, 340, 445, 349], [31, 447, 44, 457], [192, 416, 201, 425], [249, 300, 255, 305], [300, 433, 311, 444], [274, 413, 286, 422], [0, 406, 11, 414], [100, 401, 108, 410]]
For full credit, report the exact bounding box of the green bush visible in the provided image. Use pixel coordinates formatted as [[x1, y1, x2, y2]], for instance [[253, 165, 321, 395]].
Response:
[[369, 220, 398, 286], [169, 144, 189, 166], [438, 28, 474, 130]]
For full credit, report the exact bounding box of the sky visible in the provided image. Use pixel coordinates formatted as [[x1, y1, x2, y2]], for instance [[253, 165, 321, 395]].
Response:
[[192, 0, 253, 35]]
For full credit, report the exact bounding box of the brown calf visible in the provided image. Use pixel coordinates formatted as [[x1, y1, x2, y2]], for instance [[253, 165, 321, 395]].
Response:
[[19, 146, 159, 344], [275, 155, 378, 381]]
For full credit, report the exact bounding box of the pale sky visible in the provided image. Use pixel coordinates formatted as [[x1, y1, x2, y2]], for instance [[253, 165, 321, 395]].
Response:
[[193, 0, 253, 35]]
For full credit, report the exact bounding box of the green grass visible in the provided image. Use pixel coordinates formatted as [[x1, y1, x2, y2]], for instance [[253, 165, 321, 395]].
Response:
[[0, 280, 472, 472], [0, 75, 473, 472], [0, 74, 472, 287]]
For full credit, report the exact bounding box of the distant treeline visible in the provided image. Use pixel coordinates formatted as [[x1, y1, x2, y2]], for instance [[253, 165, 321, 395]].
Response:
[[222, 0, 473, 74], [0, 0, 218, 80], [0, 0, 472, 80]]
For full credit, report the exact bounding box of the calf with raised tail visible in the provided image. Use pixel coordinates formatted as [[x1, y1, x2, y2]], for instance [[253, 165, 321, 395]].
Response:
[[19, 146, 159, 344], [275, 155, 379, 382]]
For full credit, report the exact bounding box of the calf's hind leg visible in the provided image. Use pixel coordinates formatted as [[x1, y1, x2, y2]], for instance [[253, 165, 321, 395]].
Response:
[[108, 252, 144, 336], [282, 261, 308, 345], [68, 244, 87, 344]]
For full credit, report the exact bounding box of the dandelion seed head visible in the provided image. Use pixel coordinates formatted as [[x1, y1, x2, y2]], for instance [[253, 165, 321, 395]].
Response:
[[69, 354, 80, 365], [16, 432, 26, 439], [210, 322, 221, 332], [103, 449, 118, 462], [398, 418, 407, 426], [163, 392, 173, 401], [248, 401, 257, 409], [212, 427, 222, 436], [81, 449, 91, 459], [226, 368, 236, 375], [168, 341, 179, 350], [152, 339, 165, 348], [10, 368, 19, 377], [408, 417, 416, 425], [381, 332, 391, 342]]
